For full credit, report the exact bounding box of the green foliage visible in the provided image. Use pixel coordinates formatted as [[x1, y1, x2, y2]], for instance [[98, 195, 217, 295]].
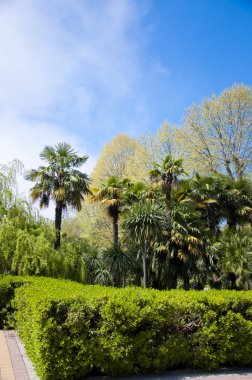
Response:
[[25, 142, 90, 248], [0, 212, 87, 282], [180, 84, 252, 179], [2, 276, 252, 378], [0, 276, 31, 328]]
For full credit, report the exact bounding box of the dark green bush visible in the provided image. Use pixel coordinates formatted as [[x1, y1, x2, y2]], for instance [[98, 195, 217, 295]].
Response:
[[1, 276, 252, 379], [0, 276, 31, 328]]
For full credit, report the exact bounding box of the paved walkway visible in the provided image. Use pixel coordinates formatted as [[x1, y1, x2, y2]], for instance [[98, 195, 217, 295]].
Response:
[[1, 330, 252, 380], [0, 331, 38, 380]]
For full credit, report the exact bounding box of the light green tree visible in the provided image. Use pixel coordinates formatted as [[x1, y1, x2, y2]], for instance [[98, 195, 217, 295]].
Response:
[[91, 134, 141, 186], [179, 84, 252, 179]]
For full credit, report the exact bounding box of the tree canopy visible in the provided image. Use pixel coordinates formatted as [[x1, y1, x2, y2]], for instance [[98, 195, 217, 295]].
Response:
[[25, 143, 90, 248], [179, 84, 252, 179]]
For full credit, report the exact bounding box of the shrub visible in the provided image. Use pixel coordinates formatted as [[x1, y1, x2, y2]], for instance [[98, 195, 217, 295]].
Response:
[[1, 276, 252, 379], [0, 276, 30, 328]]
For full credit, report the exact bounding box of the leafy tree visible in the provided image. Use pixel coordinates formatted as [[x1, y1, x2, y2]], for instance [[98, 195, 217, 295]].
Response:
[[140, 121, 182, 163], [180, 84, 252, 179], [0, 159, 24, 215], [91, 134, 141, 186], [25, 143, 90, 248]]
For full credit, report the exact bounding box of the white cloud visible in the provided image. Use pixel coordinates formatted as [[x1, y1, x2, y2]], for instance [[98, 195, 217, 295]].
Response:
[[0, 0, 141, 119], [0, 0, 145, 217], [0, 114, 96, 219], [153, 62, 171, 75]]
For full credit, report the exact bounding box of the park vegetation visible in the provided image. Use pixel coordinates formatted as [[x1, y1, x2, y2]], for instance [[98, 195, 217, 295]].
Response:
[[2, 276, 252, 378], [0, 83, 251, 291]]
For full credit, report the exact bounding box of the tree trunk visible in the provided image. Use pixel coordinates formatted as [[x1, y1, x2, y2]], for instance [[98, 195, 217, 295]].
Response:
[[183, 273, 190, 290], [207, 205, 219, 238], [233, 156, 243, 181], [112, 213, 119, 246], [163, 175, 172, 213], [122, 274, 126, 288], [54, 201, 63, 249], [142, 242, 147, 288], [166, 256, 179, 289], [229, 272, 237, 290]]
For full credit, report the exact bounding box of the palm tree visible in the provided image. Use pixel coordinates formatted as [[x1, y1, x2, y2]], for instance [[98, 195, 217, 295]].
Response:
[[216, 227, 252, 289], [180, 174, 222, 237], [152, 201, 203, 290], [149, 154, 186, 212], [90, 176, 131, 246], [25, 143, 90, 249], [218, 177, 252, 229], [123, 201, 165, 288]]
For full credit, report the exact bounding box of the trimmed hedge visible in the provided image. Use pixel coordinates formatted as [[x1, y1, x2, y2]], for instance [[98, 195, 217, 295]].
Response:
[[1, 276, 252, 379], [0, 276, 32, 328]]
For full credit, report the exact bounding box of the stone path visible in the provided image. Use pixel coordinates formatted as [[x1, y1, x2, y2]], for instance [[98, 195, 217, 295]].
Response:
[[1, 330, 252, 380], [0, 331, 38, 380]]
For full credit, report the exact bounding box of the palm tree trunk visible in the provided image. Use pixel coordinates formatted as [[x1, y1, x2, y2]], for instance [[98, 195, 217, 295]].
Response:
[[122, 274, 126, 288], [142, 241, 148, 288], [112, 213, 119, 246], [183, 273, 190, 290], [229, 272, 237, 290], [163, 176, 172, 213], [54, 201, 63, 249]]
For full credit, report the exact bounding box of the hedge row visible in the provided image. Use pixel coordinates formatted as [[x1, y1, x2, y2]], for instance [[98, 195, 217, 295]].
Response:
[[0, 276, 32, 328], [1, 276, 252, 379]]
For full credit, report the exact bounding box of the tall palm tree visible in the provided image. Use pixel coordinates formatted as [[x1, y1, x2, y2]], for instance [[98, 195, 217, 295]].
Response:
[[123, 201, 165, 288], [180, 174, 222, 237], [150, 154, 186, 212], [152, 201, 203, 290], [90, 176, 131, 246], [25, 143, 90, 249]]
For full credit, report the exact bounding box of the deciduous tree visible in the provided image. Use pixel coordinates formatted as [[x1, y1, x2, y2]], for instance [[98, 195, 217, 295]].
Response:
[[179, 84, 252, 179]]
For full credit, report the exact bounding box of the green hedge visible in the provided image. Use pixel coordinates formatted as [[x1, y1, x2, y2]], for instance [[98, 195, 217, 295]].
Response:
[[1, 276, 252, 379], [0, 276, 31, 328]]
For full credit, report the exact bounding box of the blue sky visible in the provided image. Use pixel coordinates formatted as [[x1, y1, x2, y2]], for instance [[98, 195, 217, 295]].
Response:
[[0, 0, 251, 215]]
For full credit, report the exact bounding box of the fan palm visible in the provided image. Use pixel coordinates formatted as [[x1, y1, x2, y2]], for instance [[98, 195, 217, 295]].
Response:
[[25, 143, 90, 248], [218, 177, 252, 229], [90, 176, 131, 246], [150, 154, 186, 212], [180, 174, 222, 237], [217, 227, 252, 289], [152, 201, 203, 289]]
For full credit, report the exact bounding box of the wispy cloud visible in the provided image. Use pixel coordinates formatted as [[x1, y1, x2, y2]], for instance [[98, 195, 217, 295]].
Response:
[[0, 0, 146, 160], [153, 62, 171, 75], [0, 0, 142, 119], [0, 0, 147, 216]]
